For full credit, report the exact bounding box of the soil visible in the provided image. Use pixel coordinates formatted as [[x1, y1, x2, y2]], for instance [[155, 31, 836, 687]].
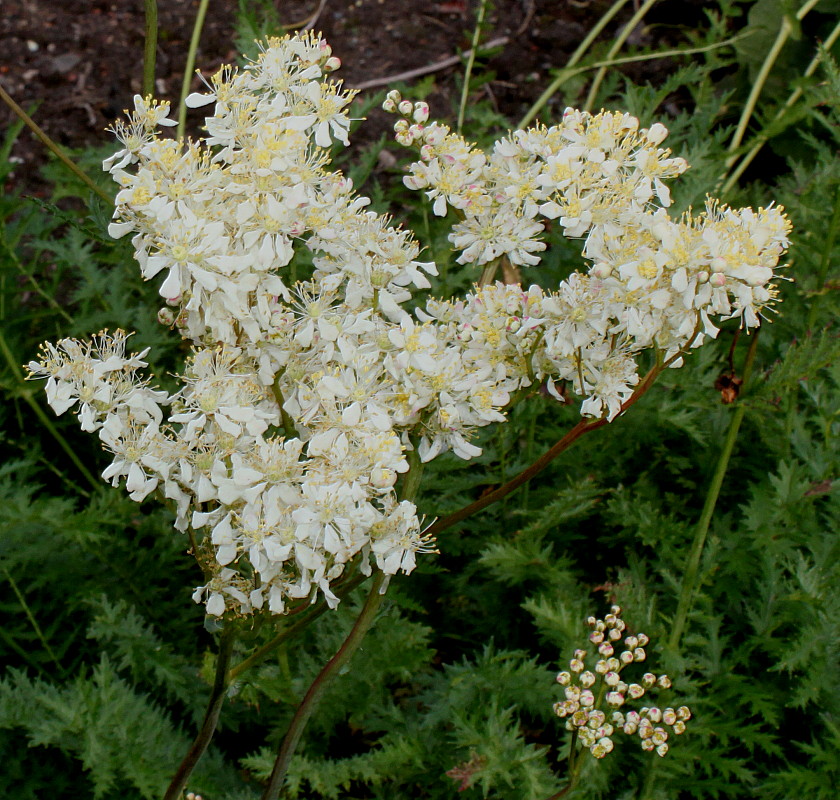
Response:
[[0, 0, 702, 197]]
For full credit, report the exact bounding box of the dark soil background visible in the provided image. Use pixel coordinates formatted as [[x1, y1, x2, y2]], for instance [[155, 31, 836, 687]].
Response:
[[0, 0, 703, 195]]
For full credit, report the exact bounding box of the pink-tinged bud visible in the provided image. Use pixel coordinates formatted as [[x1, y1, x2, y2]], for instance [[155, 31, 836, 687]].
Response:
[[589, 631, 604, 644], [395, 130, 415, 147], [394, 119, 409, 133], [419, 144, 435, 161], [656, 743, 669, 757], [556, 671, 571, 685], [382, 97, 397, 113], [157, 307, 176, 326], [642, 672, 656, 687], [413, 102, 430, 123], [607, 691, 625, 707], [598, 642, 614, 657], [657, 675, 672, 689], [398, 99, 414, 116], [628, 684, 645, 699], [592, 263, 612, 279], [633, 648, 646, 661], [677, 706, 691, 720], [619, 650, 634, 665], [324, 56, 341, 72], [662, 708, 677, 726], [711, 273, 727, 287]]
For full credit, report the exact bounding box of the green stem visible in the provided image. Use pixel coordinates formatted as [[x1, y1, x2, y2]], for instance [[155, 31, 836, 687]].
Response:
[[163, 624, 237, 800], [584, 0, 659, 112], [2, 567, 63, 673], [519, 0, 630, 128], [0, 332, 100, 490], [259, 572, 388, 800], [520, 36, 743, 129], [177, 0, 211, 140], [724, 0, 822, 170], [478, 259, 500, 287], [0, 83, 112, 204], [720, 18, 840, 196], [668, 331, 761, 651], [0, 233, 74, 324], [226, 572, 368, 683], [457, 0, 489, 133], [807, 182, 840, 329], [425, 360, 671, 538], [143, 0, 159, 98]]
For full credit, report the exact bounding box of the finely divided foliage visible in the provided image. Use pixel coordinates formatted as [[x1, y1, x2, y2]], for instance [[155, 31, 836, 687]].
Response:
[[26, 33, 789, 631]]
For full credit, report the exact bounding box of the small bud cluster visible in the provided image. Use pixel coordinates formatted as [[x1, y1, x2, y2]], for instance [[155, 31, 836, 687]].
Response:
[[553, 606, 690, 759]]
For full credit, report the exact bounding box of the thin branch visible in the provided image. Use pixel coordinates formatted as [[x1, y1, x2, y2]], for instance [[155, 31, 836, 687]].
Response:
[[350, 37, 509, 92], [163, 624, 237, 800], [260, 572, 388, 800], [143, 0, 159, 97], [425, 363, 668, 539], [0, 81, 112, 204]]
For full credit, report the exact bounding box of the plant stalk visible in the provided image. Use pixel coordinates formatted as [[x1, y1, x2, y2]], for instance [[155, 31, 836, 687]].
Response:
[[0, 82, 112, 204], [163, 623, 237, 800], [425, 359, 671, 539], [721, 18, 840, 196], [177, 0, 211, 140], [227, 572, 368, 683], [259, 572, 388, 800], [519, 0, 630, 128], [724, 0, 822, 171], [668, 331, 760, 651], [143, 0, 159, 97], [584, 0, 659, 112], [457, 0, 489, 133]]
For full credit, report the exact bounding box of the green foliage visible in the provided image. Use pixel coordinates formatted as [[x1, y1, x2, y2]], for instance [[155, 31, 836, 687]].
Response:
[[2, 2, 840, 798]]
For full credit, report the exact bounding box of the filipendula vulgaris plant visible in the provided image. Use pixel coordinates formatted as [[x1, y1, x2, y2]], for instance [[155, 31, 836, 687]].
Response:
[[25, 32, 789, 797]]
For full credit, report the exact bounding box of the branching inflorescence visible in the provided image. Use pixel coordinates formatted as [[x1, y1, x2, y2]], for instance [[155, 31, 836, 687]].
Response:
[[28, 33, 789, 626]]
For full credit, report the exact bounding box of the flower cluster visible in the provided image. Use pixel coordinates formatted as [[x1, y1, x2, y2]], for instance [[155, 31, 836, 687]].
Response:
[[553, 606, 690, 758], [28, 33, 790, 619]]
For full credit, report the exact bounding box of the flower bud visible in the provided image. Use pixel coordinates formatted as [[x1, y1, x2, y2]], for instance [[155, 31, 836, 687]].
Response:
[[556, 671, 571, 685], [398, 99, 414, 116], [413, 102, 429, 123], [646, 123, 668, 145], [158, 307, 176, 326], [324, 56, 341, 72]]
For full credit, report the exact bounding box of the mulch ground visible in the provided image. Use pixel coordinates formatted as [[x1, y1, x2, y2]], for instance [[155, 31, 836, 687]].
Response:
[[0, 0, 698, 196]]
